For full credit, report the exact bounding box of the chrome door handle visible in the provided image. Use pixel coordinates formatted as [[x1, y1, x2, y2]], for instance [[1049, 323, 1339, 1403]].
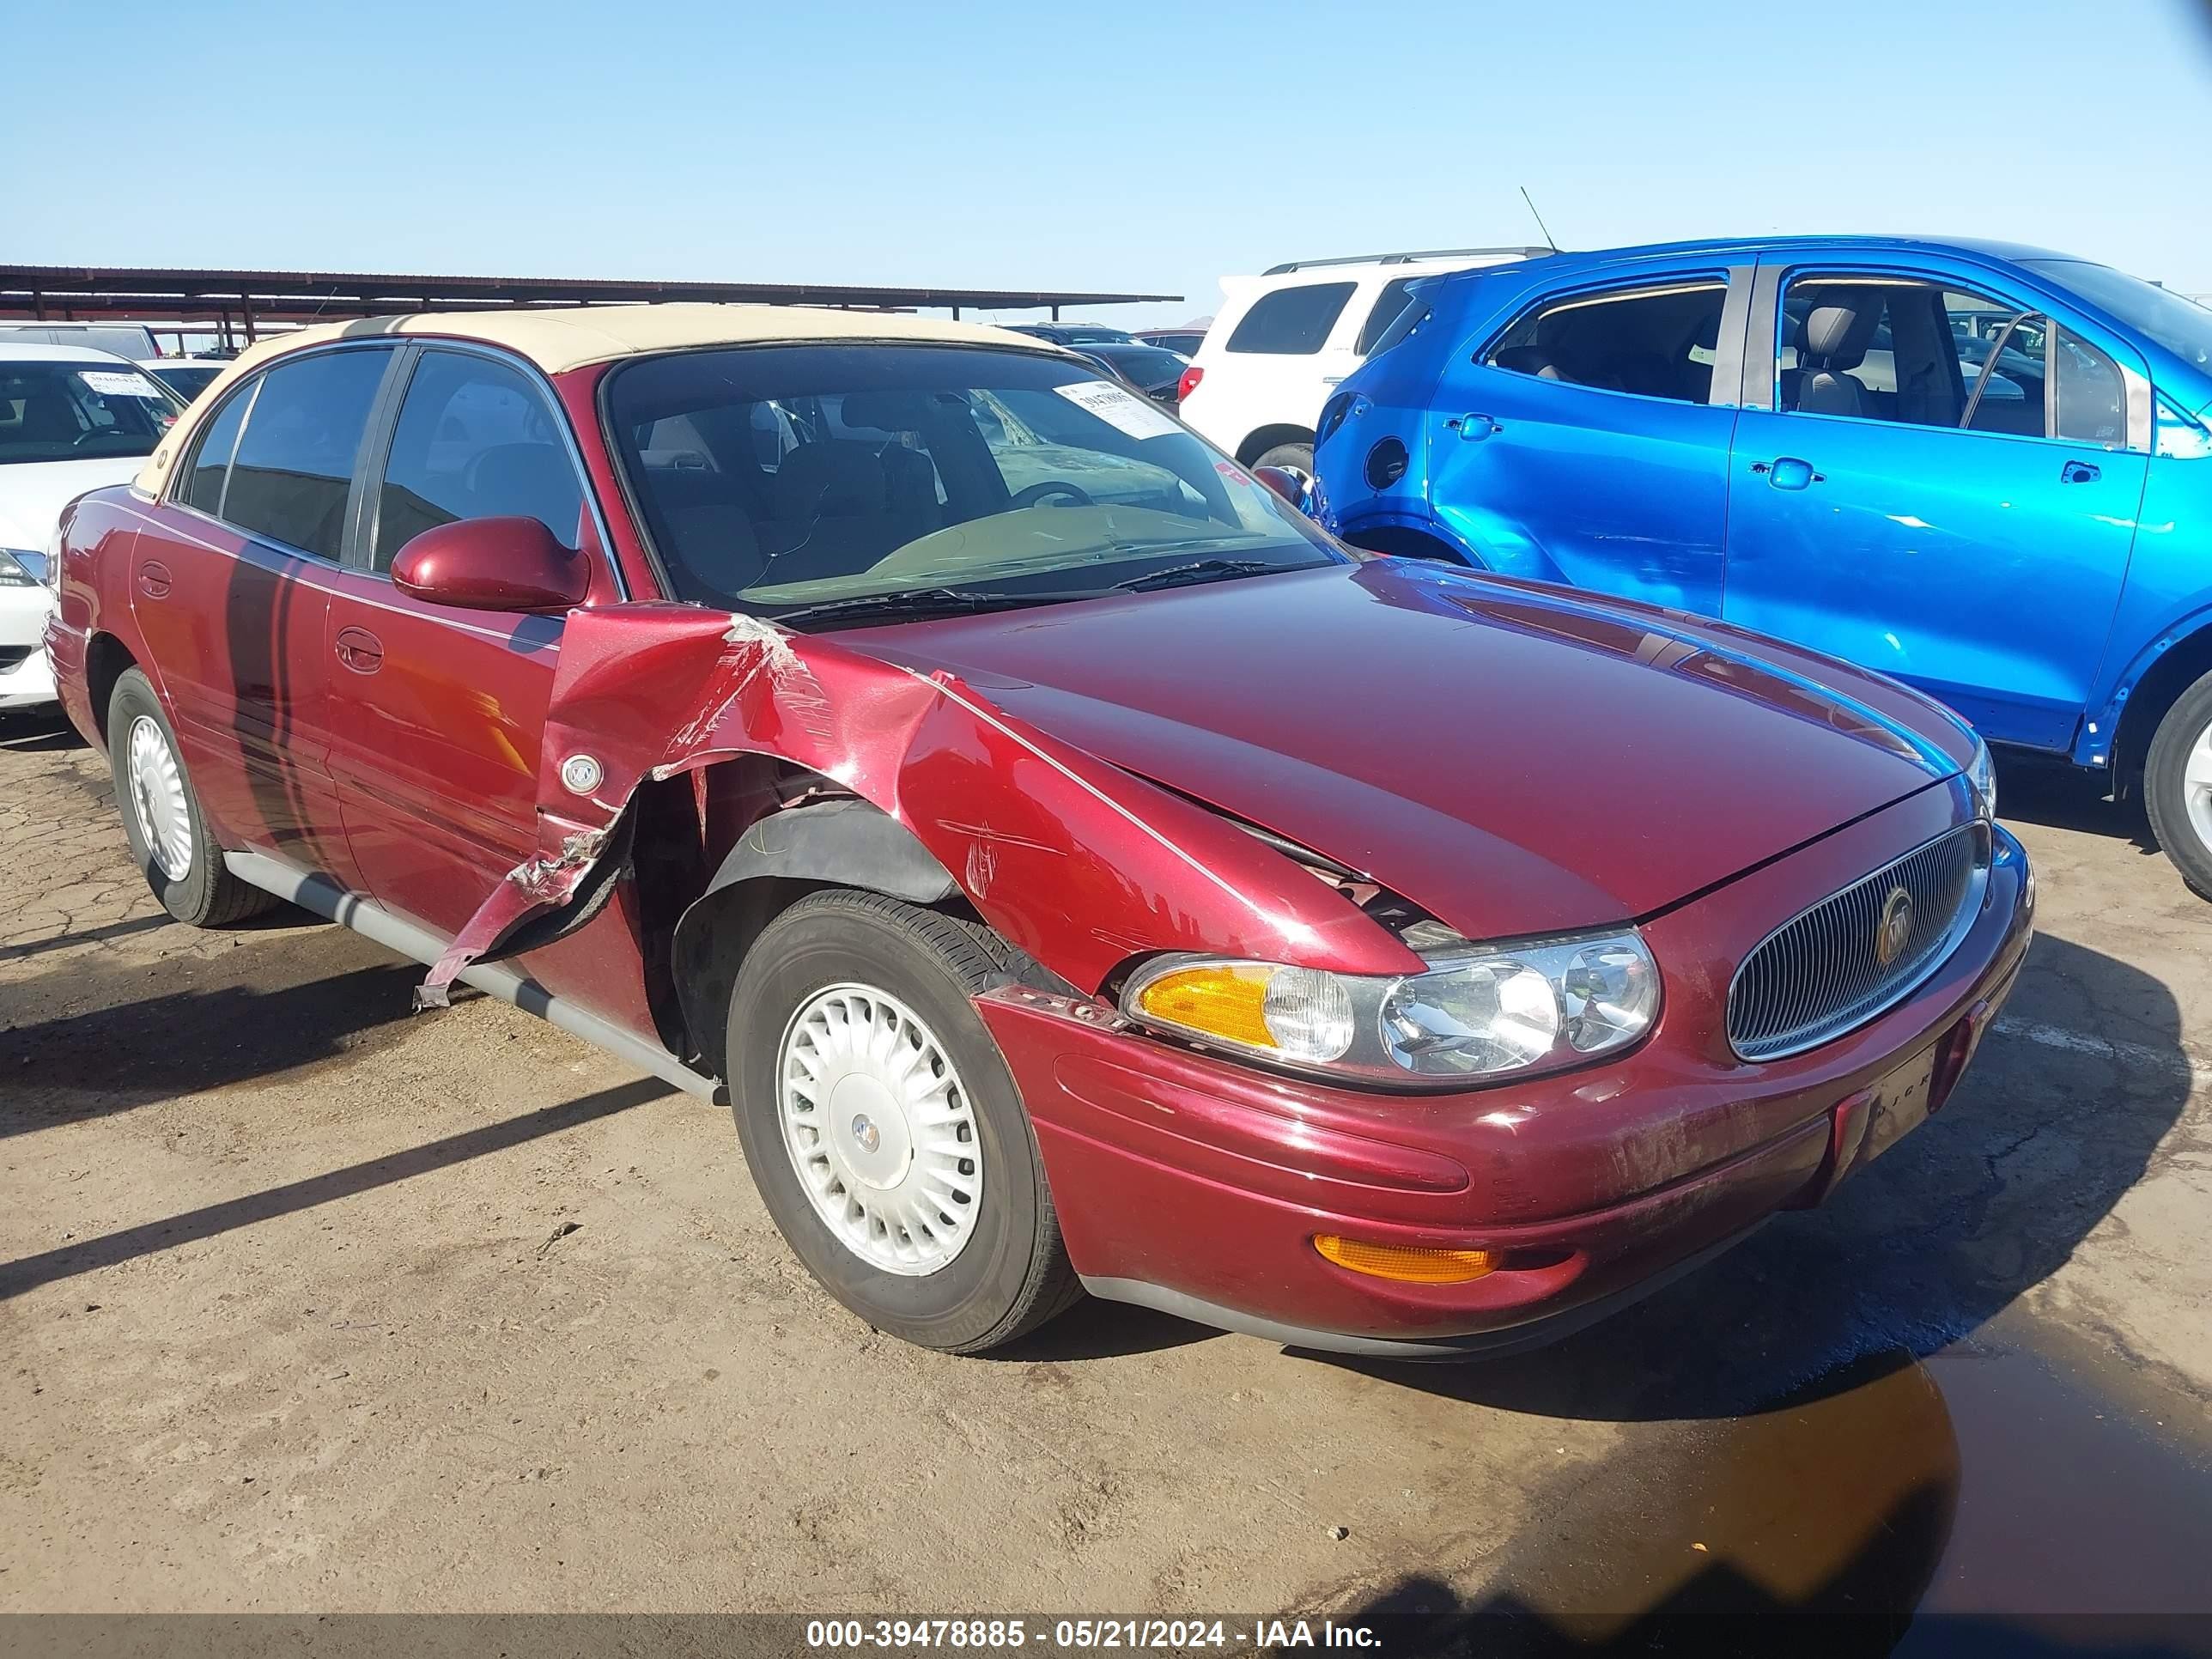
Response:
[[137, 561, 172, 599]]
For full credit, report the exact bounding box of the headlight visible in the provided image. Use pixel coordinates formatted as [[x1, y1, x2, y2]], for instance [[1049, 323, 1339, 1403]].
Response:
[[1121, 929, 1661, 1086], [0, 548, 40, 588], [1966, 738, 1996, 822]]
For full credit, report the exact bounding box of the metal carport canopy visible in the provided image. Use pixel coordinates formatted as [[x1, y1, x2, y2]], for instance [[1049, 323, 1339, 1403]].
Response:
[[0, 264, 1182, 331]]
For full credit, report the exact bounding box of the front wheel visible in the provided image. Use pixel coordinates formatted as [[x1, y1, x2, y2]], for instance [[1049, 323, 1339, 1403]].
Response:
[[726, 889, 1081, 1352], [106, 668, 274, 927], [1252, 441, 1314, 475], [2144, 666, 2212, 901]]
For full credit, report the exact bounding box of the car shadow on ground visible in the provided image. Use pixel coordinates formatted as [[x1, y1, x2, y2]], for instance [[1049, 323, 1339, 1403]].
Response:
[[0, 1076, 672, 1300], [0, 707, 84, 755], [1320, 932, 2187, 1423], [1992, 751, 2166, 861], [993, 1295, 1221, 1361], [2, 933, 422, 1140]]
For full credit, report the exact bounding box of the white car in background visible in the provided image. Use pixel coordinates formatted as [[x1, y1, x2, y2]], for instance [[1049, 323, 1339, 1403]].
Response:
[[0, 345, 184, 709], [1176, 246, 1543, 474]]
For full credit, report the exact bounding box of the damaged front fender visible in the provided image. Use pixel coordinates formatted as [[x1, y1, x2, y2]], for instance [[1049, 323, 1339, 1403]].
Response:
[[418, 603, 1424, 1015]]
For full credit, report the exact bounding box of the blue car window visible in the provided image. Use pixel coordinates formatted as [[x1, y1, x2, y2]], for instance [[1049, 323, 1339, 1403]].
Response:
[[1487, 280, 1728, 404], [1778, 278, 2062, 438], [1357, 279, 1422, 356], [2154, 396, 2212, 459], [2052, 328, 2126, 447]]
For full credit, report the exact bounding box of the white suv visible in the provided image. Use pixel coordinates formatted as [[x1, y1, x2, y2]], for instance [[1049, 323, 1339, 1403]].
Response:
[[1176, 247, 1543, 473]]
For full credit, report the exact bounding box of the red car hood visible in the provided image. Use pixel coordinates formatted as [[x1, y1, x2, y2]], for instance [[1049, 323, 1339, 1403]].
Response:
[[854, 560, 1971, 940]]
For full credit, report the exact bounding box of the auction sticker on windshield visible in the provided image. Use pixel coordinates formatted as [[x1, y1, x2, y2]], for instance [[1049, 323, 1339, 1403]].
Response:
[[1051, 379, 1182, 441], [79, 371, 166, 400]]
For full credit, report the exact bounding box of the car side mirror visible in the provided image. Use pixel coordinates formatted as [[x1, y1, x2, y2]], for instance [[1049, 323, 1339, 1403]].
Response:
[[1251, 464, 1314, 515], [389, 517, 591, 614]]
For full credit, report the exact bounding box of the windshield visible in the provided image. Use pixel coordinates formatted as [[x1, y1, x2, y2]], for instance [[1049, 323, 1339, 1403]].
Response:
[[605, 343, 1341, 620], [1091, 345, 1190, 386], [2024, 258, 2212, 371], [1054, 326, 1135, 344], [148, 363, 222, 401], [0, 360, 183, 465]]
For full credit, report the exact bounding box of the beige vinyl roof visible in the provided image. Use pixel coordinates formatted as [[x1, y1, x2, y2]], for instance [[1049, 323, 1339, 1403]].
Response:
[[136, 303, 1067, 495]]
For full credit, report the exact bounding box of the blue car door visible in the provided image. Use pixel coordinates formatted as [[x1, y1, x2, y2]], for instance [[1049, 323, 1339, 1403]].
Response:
[[1422, 265, 1751, 617], [1723, 252, 2149, 751]]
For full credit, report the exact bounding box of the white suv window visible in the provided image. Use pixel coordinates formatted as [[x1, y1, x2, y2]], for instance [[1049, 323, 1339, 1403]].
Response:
[[1224, 283, 1356, 355]]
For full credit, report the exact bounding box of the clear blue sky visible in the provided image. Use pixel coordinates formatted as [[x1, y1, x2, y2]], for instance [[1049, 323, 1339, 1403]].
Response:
[[16, 0, 2212, 328]]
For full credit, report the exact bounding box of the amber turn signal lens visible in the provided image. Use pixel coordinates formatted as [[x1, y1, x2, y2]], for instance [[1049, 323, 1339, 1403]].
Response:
[[1313, 1234, 1499, 1284], [1132, 963, 1276, 1048]]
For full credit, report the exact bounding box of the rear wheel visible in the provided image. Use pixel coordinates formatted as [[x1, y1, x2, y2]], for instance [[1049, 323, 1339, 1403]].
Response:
[[1252, 441, 1315, 475], [106, 669, 274, 927], [726, 889, 1081, 1352], [2143, 667, 2212, 900]]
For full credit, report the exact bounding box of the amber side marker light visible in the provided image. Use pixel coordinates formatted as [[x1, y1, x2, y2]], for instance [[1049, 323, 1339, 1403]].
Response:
[[1313, 1234, 1499, 1285]]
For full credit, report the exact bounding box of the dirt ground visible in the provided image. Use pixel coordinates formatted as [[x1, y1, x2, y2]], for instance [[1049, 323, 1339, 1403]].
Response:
[[3, 705, 2209, 1638]]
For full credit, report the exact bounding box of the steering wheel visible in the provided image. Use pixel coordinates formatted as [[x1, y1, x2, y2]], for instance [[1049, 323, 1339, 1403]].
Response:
[[1009, 480, 1095, 508]]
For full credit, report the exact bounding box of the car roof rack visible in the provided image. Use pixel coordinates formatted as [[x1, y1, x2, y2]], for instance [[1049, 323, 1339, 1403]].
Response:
[[1260, 246, 1554, 276]]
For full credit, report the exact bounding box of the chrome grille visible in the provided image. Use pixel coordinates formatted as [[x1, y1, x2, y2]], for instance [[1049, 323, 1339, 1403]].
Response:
[[1727, 823, 1987, 1060]]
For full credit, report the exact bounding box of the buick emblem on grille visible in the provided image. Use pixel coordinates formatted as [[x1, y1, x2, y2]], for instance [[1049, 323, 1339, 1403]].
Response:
[[1875, 884, 1915, 969]]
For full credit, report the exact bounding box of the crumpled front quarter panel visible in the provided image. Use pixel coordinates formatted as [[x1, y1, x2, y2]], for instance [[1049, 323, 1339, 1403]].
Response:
[[418, 603, 1421, 1008]]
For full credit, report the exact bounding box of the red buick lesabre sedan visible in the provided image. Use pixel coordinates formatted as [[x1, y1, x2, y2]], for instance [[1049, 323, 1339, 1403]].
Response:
[[46, 307, 2033, 1357]]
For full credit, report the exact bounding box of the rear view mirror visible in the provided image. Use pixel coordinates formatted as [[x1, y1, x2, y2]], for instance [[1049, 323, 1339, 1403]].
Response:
[[1251, 465, 1314, 516], [390, 517, 591, 614]]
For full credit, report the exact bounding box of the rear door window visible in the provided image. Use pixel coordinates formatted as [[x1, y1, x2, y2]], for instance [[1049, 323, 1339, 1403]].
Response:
[[222, 349, 391, 560], [1488, 280, 1730, 404], [371, 349, 585, 570], [1225, 282, 1356, 355]]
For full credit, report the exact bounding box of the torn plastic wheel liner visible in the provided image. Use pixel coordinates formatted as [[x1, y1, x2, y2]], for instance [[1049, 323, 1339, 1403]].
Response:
[[414, 603, 1421, 1014]]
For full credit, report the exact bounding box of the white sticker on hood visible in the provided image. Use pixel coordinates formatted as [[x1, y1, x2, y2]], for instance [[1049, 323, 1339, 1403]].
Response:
[[79, 370, 165, 400], [1050, 379, 1182, 441]]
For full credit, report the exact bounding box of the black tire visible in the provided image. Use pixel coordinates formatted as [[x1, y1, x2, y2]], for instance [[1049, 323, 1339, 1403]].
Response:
[[106, 668, 275, 927], [726, 889, 1081, 1352], [2143, 666, 2212, 901], [1253, 441, 1315, 475]]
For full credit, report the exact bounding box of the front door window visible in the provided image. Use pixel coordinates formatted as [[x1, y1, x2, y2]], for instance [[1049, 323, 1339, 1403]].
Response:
[[1776, 277, 2130, 447], [371, 349, 586, 570]]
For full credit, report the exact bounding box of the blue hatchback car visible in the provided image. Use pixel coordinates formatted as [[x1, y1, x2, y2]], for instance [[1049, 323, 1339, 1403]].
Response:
[[1314, 236, 2212, 896]]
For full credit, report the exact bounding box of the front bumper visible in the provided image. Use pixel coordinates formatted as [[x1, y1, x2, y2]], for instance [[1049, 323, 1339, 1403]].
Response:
[[977, 793, 2033, 1357], [0, 585, 58, 709]]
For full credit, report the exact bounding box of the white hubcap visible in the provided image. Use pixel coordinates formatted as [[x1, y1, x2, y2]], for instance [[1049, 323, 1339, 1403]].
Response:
[[126, 715, 193, 882], [778, 983, 983, 1276], [2185, 716, 2212, 855]]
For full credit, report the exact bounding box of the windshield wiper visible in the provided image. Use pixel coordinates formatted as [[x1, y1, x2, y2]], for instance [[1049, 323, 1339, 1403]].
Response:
[[767, 586, 1034, 629], [1111, 557, 1281, 593]]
